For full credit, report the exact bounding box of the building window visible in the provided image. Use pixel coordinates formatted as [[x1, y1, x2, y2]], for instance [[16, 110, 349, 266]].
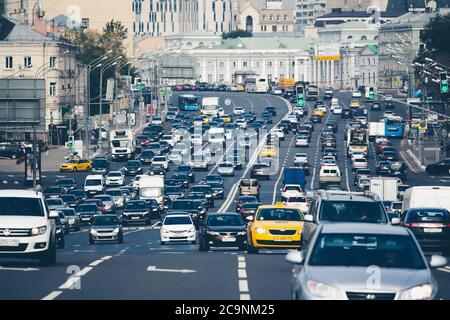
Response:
[[219, 61, 224, 67], [284, 15, 287, 21], [280, 74, 284, 79], [267, 74, 272, 82], [277, 15, 280, 21], [272, 25, 277, 32], [5, 56, 13, 69], [347, 36, 353, 40], [268, 61, 272, 67], [49, 57, 57, 69], [262, 15, 266, 21], [279, 61, 283, 66], [232, 61, 237, 67], [269, 15, 273, 21], [256, 61, 260, 67], [207, 74, 213, 83], [49, 82, 57, 96], [243, 62, 248, 67], [219, 74, 224, 82], [361, 35, 367, 41], [23, 56, 32, 68]]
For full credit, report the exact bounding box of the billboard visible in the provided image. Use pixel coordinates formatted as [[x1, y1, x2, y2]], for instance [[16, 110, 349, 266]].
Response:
[[314, 44, 341, 61]]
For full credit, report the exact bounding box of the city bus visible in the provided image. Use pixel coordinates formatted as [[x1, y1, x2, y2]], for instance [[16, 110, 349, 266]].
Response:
[[384, 116, 404, 138], [178, 94, 200, 111]]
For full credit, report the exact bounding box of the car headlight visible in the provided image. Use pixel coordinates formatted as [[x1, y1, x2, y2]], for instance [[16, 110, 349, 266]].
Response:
[[56, 229, 62, 234], [90, 229, 98, 236], [398, 284, 434, 300], [207, 231, 220, 236], [306, 280, 341, 299], [31, 226, 47, 236], [162, 229, 170, 234], [113, 227, 120, 233], [237, 231, 247, 236], [255, 228, 267, 234]]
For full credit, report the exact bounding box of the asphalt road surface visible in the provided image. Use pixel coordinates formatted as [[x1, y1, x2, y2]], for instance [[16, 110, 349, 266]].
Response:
[[0, 92, 449, 300]]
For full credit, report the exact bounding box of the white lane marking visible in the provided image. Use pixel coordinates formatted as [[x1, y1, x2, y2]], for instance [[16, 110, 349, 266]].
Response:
[[272, 135, 296, 204], [438, 268, 450, 273], [42, 291, 63, 301], [237, 255, 251, 300], [89, 259, 104, 267], [0, 266, 39, 272], [101, 255, 112, 261], [147, 266, 196, 273]]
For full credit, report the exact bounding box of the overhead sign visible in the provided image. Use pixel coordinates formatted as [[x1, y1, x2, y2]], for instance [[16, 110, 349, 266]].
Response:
[[314, 44, 341, 61], [127, 112, 136, 127]]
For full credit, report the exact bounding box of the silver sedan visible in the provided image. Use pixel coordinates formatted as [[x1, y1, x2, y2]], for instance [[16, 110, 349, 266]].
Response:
[[286, 223, 447, 300]]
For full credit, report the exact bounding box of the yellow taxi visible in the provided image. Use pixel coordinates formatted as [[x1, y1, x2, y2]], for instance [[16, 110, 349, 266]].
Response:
[[201, 115, 209, 125], [312, 109, 325, 117], [237, 84, 246, 92], [247, 203, 304, 253], [350, 100, 360, 108], [259, 145, 277, 158], [220, 114, 232, 123], [59, 159, 92, 172]]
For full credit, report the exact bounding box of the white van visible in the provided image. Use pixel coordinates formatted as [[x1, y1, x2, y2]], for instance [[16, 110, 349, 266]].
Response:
[[84, 175, 105, 196], [319, 166, 341, 188], [402, 186, 450, 213], [139, 175, 164, 206]]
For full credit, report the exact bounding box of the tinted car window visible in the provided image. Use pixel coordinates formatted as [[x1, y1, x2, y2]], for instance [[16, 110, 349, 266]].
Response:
[[92, 216, 119, 226], [257, 208, 302, 221], [319, 200, 387, 223], [405, 209, 450, 223], [0, 197, 44, 217], [207, 215, 244, 226], [164, 216, 192, 225]]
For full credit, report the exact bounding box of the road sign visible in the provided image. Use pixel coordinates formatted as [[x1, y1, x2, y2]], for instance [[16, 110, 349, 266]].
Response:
[[159, 87, 166, 96], [224, 98, 232, 106], [418, 120, 428, 131]]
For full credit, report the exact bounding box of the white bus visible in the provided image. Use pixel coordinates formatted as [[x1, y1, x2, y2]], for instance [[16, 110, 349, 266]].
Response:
[[255, 78, 269, 93]]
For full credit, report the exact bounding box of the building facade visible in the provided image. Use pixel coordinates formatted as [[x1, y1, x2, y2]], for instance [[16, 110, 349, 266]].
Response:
[[327, 0, 389, 11], [295, 0, 327, 31], [0, 16, 79, 140], [355, 44, 379, 88]]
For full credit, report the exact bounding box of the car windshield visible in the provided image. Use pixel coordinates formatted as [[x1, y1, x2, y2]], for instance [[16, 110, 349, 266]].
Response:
[[154, 157, 166, 162], [70, 190, 85, 197], [164, 216, 192, 225], [0, 197, 44, 216], [165, 186, 181, 193], [309, 233, 426, 269], [207, 215, 244, 226], [85, 179, 101, 186], [106, 190, 122, 196], [170, 201, 198, 210], [319, 200, 387, 223], [108, 172, 122, 177], [126, 161, 141, 166], [47, 199, 63, 205], [92, 216, 119, 226], [257, 208, 302, 221], [406, 209, 450, 223], [192, 186, 210, 193], [60, 195, 76, 202], [76, 204, 98, 212], [45, 187, 61, 194], [285, 186, 301, 191], [57, 179, 74, 185], [124, 201, 148, 210], [241, 180, 257, 187]]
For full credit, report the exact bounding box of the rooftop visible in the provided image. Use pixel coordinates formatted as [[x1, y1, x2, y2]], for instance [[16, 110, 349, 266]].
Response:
[[318, 9, 407, 19], [194, 37, 315, 51], [0, 16, 53, 42]]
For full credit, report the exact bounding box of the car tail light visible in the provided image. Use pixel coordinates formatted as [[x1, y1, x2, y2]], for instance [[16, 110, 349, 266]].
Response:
[[241, 210, 249, 214], [405, 223, 445, 228]]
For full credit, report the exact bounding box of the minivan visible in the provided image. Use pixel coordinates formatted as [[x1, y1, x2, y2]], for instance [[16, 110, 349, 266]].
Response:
[[84, 175, 105, 196]]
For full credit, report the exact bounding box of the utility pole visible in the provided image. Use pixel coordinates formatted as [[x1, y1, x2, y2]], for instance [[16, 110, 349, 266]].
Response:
[[32, 125, 37, 190]]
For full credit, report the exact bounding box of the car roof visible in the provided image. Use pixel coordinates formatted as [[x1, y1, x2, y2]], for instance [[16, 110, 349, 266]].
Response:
[[321, 223, 409, 236], [0, 189, 43, 198], [316, 190, 378, 202], [206, 211, 241, 216]]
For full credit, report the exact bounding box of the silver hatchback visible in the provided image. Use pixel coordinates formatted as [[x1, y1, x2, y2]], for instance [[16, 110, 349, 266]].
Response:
[[286, 223, 447, 300]]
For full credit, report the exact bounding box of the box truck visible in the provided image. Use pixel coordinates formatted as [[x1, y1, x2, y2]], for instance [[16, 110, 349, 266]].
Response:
[[369, 177, 398, 202], [139, 175, 164, 207], [402, 186, 450, 213]]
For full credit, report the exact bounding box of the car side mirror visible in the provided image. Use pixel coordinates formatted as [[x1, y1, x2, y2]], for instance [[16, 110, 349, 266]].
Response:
[[304, 214, 313, 222], [246, 215, 254, 222], [285, 250, 304, 264], [49, 211, 59, 219], [429, 255, 447, 268], [391, 217, 401, 225]]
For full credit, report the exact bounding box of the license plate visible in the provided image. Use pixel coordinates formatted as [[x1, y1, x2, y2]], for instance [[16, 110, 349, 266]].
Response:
[[273, 236, 292, 242], [423, 228, 442, 233], [221, 237, 236, 242], [0, 239, 20, 247], [131, 217, 140, 220]]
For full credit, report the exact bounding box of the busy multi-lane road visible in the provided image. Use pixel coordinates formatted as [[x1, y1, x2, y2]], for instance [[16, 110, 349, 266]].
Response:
[[0, 91, 449, 300]]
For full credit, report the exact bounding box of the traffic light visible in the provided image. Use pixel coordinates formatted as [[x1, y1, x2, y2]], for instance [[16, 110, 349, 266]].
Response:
[[368, 87, 374, 100], [440, 72, 448, 94], [135, 78, 143, 91], [296, 85, 304, 107], [66, 136, 74, 149]]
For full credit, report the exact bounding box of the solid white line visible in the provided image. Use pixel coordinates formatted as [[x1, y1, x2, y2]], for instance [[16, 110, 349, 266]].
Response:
[[101, 255, 112, 261], [272, 167, 285, 204], [438, 268, 450, 273], [238, 256, 245, 261], [238, 269, 247, 279], [41, 291, 62, 301], [239, 280, 249, 292]]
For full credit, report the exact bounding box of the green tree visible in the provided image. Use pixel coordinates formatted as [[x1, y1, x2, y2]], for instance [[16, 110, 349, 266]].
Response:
[[63, 20, 134, 116], [222, 29, 252, 39]]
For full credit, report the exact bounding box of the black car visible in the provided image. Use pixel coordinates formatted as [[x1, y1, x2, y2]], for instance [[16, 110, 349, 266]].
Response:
[[264, 106, 277, 116], [170, 173, 190, 189], [375, 161, 392, 175], [123, 160, 143, 176], [215, 84, 227, 92], [56, 178, 77, 193], [139, 149, 155, 164], [68, 189, 87, 202], [229, 155, 243, 170], [314, 100, 325, 107], [303, 121, 314, 131], [91, 157, 110, 174], [89, 215, 123, 244], [164, 186, 185, 201], [0, 144, 23, 159], [204, 182, 225, 199], [401, 208, 450, 254], [279, 120, 292, 133], [380, 150, 397, 161], [202, 174, 224, 185], [311, 114, 322, 123], [325, 121, 338, 133], [260, 113, 273, 124], [186, 192, 209, 208], [59, 194, 79, 208], [145, 199, 162, 219], [235, 196, 258, 213], [426, 158, 450, 176], [191, 185, 214, 207], [385, 101, 395, 109], [389, 161, 407, 181], [167, 200, 206, 224], [43, 186, 65, 199], [150, 165, 166, 175], [341, 108, 352, 119], [371, 102, 381, 111], [76, 204, 101, 224], [54, 217, 66, 249], [122, 200, 152, 225], [239, 202, 262, 218], [198, 212, 247, 251], [323, 147, 337, 159], [177, 165, 195, 183]]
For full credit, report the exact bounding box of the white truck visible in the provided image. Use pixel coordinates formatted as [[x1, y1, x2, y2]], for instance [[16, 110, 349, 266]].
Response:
[[207, 127, 225, 144], [201, 97, 220, 117], [139, 175, 164, 207], [110, 129, 135, 161], [369, 177, 398, 202], [369, 122, 385, 142], [402, 186, 450, 213]]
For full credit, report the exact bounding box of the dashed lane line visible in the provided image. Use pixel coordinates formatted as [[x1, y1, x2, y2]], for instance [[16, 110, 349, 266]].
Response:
[[237, 255, 251, 300]]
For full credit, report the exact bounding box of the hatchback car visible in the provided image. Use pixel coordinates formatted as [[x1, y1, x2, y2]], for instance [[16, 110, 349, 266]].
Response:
[[89, 215, 123, 244]]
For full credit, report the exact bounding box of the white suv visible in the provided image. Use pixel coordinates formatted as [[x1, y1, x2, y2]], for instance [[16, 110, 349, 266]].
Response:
[[0, 190, 58, 265]]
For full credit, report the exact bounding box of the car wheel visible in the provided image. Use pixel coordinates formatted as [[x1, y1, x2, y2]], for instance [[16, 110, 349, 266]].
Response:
[[39, 238, 56, 265], [247, 241, 259, 254]]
